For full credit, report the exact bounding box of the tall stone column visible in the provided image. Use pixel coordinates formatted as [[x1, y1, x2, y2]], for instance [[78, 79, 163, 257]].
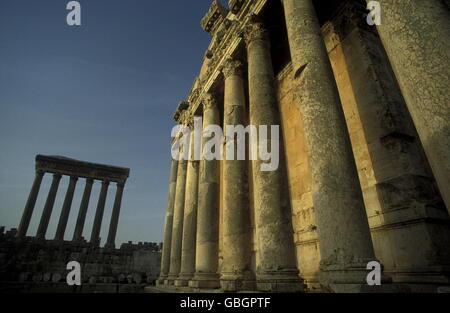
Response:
[[90, 180, 110, 246], [189, 94, 221, 289], [282, 0, 376, 290], [54, 176, 78, 241], [36, 173, 62, 240], [16, 170, 45, 239], [157, 159, 179, 285], [244, 21, 304, 293], [175, 128, 200, 287], [364, 0, 450, 213], [166, 152, 188, 284], [220, 58, 254, 291], [105, 182, 125, 249], [72, 178, 94, 241]]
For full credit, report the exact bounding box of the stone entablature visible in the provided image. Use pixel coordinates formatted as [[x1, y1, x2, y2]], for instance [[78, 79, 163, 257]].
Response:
[[36, 155, 129, 184]]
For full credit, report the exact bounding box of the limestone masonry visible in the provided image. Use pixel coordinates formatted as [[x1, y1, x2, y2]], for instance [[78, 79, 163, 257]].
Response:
[[156, 0, 450, 293]]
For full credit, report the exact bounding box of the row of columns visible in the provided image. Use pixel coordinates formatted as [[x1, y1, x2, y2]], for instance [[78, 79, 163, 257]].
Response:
[[159, 0, 449, 291], [16, 171, 125, 248]]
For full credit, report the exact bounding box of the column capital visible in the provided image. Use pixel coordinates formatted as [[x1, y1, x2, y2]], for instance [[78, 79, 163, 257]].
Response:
[[102, 180, 110, 186], [117, 182, 125, 188], [221, 58, 244, 79], [53, 173, 62, 180], [244, 20, 269, 45], [36, 169, 45, 176], [69, 176, 79, 182], [202, 93, 218, 112]]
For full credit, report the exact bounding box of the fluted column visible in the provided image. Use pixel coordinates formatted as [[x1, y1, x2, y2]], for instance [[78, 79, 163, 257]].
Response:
[[36, 173, 62, 240], [282, 0, 376, 289], [175, 128, 200, 287], [189, 93, 220, 289], [157, 159, 179, 285], [220, 58, 254, 291], [244, 21, 304, 292], [54, 176, 78, 241], [105, 182, 125, 249], [16, 170, 45, 239], [90, 180, 109, 246], [364, 0, 450, 213], [72, 178, 94, 241], [167, 149, 188, 284]]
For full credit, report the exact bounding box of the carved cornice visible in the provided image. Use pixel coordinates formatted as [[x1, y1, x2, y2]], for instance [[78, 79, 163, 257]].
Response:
[[228, 0, 246, 14], [201, 0, 229, 35], [173, 101, 190, 122], [221, 58, 244, 79]]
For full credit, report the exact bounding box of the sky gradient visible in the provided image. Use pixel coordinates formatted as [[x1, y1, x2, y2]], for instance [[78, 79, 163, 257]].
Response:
[[0, 0, 217, 245]]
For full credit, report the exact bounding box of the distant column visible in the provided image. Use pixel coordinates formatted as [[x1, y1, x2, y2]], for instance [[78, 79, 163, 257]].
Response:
[[54, 176, 78, 241], [72, 178, 94, 242], [189, 93, 221, 289], [176, 128, 200, 287], [36, 174, 62, 240], [16, 170, 45, 239], [90, 180, 110, 246], [166, 155, 188, 285], [105, 182, 125, 249], [157, 159, 179, 285]]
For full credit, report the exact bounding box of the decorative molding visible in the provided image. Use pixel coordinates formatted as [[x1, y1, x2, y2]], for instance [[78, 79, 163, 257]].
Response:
[[221, 58, 244, 79], [228, 0, 246, 14], [244, 20, 269, 45], [201, 0, 229, 35]]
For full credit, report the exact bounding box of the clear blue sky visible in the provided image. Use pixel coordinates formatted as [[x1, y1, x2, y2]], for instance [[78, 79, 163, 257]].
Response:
[[0, 0, 217, 245]]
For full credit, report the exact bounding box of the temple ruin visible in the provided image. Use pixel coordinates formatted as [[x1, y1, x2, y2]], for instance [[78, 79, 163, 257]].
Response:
[[156, 0, 450, 293]]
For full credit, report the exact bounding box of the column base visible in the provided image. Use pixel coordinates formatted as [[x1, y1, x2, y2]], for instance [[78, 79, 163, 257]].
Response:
[[319, 261, 392, 291], [174, 273, 194, 287], [104, 243, 115, 249], [189, 273, 220, 289], [156, 275, 168, 287], [220, 272, 256, 292], [256, 270, 305, 293]]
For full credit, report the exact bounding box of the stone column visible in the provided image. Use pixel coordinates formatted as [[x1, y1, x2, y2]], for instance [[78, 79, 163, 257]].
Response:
[[166, 151, 188, 284], [90, 180, 110, 246], [189, 93, 221, 289], [54, 176, 78, 241], [157, 159, 179, 285], [220, 58, 254, 291], [72, 178, 94, 241], [105, 182, 125, 249], [244, 20, 304, 292], [175, 128, 200, 287], [36, 173, 62, 240], [282, 0, 376, 290], [16, 170, 45, 238], [364, 0, 450, 213]]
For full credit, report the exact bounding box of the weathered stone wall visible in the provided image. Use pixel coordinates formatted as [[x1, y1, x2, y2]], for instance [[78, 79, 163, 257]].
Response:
[[0, 229, 161, 293]]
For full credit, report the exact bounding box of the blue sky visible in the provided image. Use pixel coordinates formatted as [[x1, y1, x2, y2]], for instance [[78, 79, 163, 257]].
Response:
[[0, 0, 217, 245]]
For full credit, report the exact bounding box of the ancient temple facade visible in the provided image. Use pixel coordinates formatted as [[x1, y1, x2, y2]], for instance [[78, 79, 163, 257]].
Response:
[[157, 0, 450, 292]]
